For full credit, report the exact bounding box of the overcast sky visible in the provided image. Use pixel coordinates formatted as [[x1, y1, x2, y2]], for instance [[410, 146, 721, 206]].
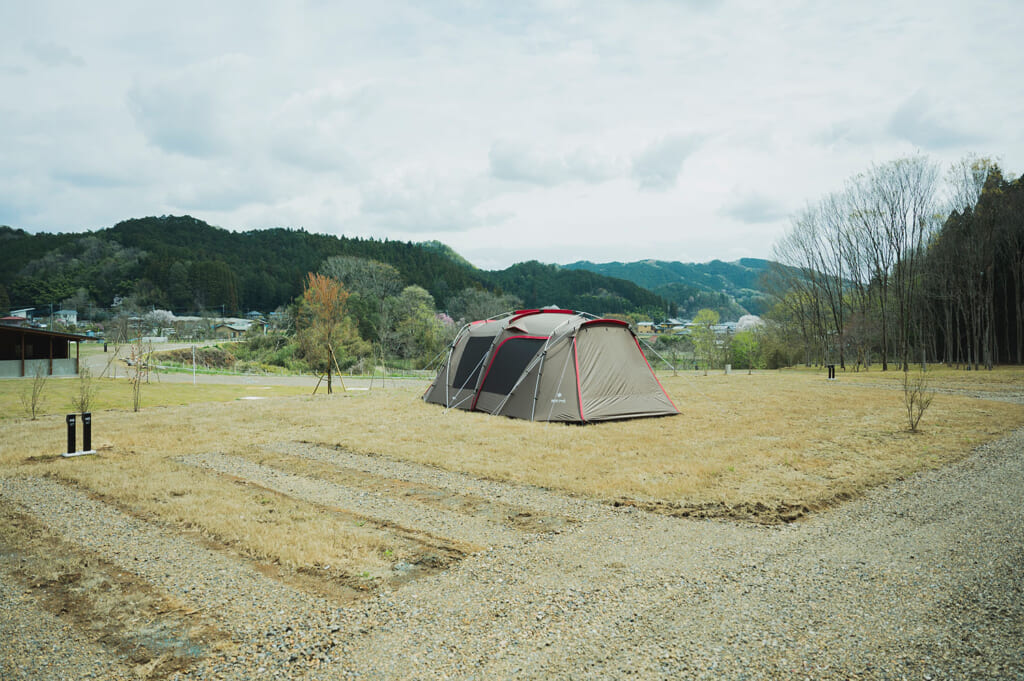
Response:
[[2, 1, 1022, 270]]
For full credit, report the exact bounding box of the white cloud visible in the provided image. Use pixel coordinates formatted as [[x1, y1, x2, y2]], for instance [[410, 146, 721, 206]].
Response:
[[489, 141, 621, 186], [631, 134, 702, 191], [23, 40, 84, 67], [887, 91, 982, 150], [1, 0, 1022, 268], [360, 170, 503, 234], [720, 192, 791, 225], [127, 55, 253, 159]]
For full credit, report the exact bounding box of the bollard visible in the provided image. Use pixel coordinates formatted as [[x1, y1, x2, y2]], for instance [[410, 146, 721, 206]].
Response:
[[66, 414, 76, 454], [82, 412, 92, 452]]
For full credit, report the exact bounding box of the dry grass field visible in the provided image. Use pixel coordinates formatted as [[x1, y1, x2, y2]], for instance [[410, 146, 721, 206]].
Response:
[[2, 367, 1022, 574], [3, 366, 1023, 678]]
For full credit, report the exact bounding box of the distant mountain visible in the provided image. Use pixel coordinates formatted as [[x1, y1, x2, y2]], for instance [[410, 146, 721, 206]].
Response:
[[488, 260, 666, 315], [1, 217, 669, 318], [416, 240, 477, 270], [563, 258, 780, 320]]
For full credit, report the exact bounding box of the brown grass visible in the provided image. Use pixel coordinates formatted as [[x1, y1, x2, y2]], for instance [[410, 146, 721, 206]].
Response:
[[2, 368, 1022, 569]]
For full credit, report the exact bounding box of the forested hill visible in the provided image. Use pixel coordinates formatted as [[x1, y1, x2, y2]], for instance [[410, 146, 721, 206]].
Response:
[[0, 216, 668, 317], [563, 258, 779, 319]]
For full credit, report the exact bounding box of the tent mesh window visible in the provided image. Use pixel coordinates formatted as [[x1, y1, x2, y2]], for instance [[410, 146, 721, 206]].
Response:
[[479, 337, 547, 395], [453, 335, 495, 389]]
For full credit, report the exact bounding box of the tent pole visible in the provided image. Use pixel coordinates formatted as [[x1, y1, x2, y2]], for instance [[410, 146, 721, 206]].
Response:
[[443, 343, 455, 407], [639, 335, 675, 372], [529, 352, 546, 421], [491, 349, 546, 417], [546, 337, 575, 421]]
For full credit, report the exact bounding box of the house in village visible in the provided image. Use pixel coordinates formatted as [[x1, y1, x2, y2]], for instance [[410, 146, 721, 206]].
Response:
[[213, 317, 268, 339], [54, 309, 78, 326]]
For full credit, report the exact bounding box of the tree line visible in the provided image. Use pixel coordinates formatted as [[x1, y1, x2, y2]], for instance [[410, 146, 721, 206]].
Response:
[[1, 215, 670, 320], [769, 154, 1024, 370]]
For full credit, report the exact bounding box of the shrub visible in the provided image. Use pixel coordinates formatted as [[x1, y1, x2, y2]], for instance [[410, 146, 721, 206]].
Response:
[[903, 369, 935, 432]]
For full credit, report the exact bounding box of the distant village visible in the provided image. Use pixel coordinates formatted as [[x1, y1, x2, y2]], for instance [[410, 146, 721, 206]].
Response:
[[2, 303, 764, 342], [1, 306, 278, 343], [634, 315, 764, 337]]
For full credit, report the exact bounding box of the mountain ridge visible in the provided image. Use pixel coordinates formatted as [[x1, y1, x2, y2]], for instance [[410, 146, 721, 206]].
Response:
[[1, 217, 669, 318], [562, 258, 778, 319]]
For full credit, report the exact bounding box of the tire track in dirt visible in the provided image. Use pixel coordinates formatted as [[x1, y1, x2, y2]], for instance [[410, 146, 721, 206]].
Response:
[[0, 476, 356, 677], [239, 445, 575, 533], [0, 501, 224, 680], [180, 452, 526, 550], [275, 441, 602, 519], [0, 575, 135, 681]]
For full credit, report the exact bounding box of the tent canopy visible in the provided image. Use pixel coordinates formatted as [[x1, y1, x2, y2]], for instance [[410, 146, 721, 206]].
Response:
[[423, 309, 678, 422]]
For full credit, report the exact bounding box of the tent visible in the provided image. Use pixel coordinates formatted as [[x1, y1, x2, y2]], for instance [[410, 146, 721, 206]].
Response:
[[423, 309, 679, 422]]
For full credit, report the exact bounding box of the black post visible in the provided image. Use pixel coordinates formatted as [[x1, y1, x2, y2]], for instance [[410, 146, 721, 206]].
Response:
[[82, 412, 91, 452], [66, 414, 76, 454]]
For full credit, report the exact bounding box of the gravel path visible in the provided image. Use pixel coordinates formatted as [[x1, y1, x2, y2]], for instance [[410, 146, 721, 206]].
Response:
[[2, 427, 1023, 679]]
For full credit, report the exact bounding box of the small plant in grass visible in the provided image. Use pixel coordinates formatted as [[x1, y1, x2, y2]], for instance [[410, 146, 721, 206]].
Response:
[[903, 368, 935, 432], [19, 365, 48, 420], [128, 337, 152, 412], [70, 365, 95, 414]]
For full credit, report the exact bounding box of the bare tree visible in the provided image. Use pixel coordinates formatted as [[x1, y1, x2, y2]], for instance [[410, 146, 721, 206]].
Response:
[[70, 365, 95, 414], [902, 369, 935, 432], [128, 337, 152, 412], [846, 155, 939, 370], [774, 193, 853, 368], [19, 365, 48, 420]]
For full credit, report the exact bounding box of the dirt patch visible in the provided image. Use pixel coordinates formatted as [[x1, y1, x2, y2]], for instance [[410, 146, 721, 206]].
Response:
[[44, 474, 417, 604], [0, 501, 230, 679], [610, 497, 841, 524]]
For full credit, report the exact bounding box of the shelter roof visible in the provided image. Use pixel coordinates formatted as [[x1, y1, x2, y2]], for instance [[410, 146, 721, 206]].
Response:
[[0, 324, 94, 342]]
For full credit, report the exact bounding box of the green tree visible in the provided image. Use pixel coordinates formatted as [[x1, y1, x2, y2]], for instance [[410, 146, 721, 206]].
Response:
[[446, 287, 522, 323], [731, 330, 763, 374], [388, 286, 444, 364], [320, 256, 404, 350], [655, 333, 692, 375], [691, 308, 720, 375]]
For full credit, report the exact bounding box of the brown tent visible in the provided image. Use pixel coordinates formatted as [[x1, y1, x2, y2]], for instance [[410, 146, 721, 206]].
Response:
[[423, 309, 679, 422]]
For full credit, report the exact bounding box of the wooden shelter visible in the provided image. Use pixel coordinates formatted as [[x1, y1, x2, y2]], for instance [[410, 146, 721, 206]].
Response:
[[0, 324, 92, 378]]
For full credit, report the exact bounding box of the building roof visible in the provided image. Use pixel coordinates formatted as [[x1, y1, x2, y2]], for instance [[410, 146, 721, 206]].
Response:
[[0, 323, 94, 342]]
